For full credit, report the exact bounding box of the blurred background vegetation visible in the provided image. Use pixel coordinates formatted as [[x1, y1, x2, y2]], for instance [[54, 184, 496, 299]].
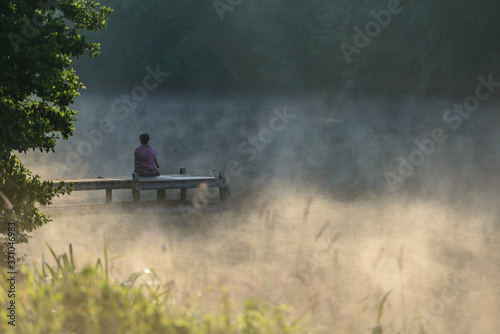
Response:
[[74, 0, 500, 97]]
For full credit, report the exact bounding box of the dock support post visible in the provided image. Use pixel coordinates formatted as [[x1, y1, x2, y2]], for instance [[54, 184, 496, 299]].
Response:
[[157, 189, 166, 201], [179, 167, 187, 201], [105, 189, 112, 204], [132, 172, 140, 203], [218, 170, 228, 203]]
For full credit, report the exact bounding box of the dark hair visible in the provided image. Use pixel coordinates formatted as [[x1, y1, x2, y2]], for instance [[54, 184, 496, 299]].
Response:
[[139, 133, 150, 144]]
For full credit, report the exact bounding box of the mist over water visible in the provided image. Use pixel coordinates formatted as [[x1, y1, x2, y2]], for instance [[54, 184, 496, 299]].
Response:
[[20, 92, 500, 332]]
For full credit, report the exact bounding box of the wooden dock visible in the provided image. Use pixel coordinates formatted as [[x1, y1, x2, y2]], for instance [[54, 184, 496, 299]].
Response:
[[52, 168, 229, 205]]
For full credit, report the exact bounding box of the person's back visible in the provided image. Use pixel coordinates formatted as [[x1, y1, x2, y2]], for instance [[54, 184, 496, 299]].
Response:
[[134, 133, 160, 176]]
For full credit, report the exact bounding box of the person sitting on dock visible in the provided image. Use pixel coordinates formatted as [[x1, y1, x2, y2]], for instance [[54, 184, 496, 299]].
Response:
[[134, 133, 160, 176]]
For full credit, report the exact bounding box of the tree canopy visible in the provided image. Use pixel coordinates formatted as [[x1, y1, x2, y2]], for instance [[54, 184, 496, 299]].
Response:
[[0, 0, 112, 262]]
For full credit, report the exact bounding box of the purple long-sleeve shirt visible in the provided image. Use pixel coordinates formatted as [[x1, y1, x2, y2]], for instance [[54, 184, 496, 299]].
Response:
[[134, 144, 159, 176]]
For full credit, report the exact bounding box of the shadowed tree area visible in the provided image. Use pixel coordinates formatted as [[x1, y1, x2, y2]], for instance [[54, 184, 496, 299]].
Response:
[[74, 0, 500, 96]]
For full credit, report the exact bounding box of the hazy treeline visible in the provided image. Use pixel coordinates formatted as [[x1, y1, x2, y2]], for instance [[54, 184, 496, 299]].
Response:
[[73, 0, 500, 96]]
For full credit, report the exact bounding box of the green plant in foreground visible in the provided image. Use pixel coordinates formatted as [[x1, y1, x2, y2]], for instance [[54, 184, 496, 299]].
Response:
[[372, 290, 392, 334], [0, 243, 306, 334]]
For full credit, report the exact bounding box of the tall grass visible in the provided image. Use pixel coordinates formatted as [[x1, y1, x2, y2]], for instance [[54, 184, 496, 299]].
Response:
[[0, 243, 306, 334], [6, 193, 471, 333], [0, 242, 407, 334]]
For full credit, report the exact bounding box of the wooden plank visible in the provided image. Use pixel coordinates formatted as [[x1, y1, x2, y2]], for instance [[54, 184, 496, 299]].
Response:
[[52, 179, 226, 192], [48, 169, 229, 206], [52, 176, 222, 191], [53, 179, 132, 191], [134, 179, 221, 191]]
